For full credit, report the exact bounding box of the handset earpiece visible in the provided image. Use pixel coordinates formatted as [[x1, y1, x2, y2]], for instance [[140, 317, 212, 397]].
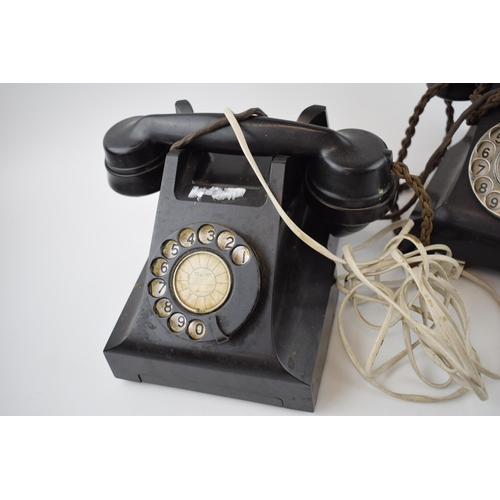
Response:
[[104, 116, 169, 196], [304, 128, 396, 234], [104, 106, 396, 232], [104, 100, 195, 196], [427, 83, 477, 101]]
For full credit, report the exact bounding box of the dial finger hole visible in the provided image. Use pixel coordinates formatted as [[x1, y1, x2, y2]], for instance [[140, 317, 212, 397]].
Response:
[[155, 298, 173, 318], [485, 192, 500, 211], [474, 177, 493, 196], [217, 230, 236, 251], [476, 140, 495, 160], [151, 258, 169, 277], [149, 279, 167, 298], [162, 240, 180, 259], [471, 159, 490, 177], [232, 245, 251, 265], [489, 126, 500, 145], [179, 228, 196, 247], [169, 313, 187, 333], [187, 320, 206, 340], [198, 224, 216, 245]]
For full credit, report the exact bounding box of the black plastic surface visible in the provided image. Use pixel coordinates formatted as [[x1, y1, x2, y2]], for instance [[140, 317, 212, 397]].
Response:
[[104, 150, 338, 411], [428, 83, 478, 101]]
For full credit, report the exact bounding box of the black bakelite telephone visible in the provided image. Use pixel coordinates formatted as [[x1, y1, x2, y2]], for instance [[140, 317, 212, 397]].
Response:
[[410, 84, 500, 271], [102, 101, 397, 411]]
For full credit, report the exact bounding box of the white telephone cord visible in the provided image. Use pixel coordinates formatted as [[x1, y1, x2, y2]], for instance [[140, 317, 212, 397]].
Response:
[[223, 107, 500, 402]]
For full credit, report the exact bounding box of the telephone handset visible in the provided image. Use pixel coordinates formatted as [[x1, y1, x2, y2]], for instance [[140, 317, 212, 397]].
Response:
[[410, 84, 500, 271], [104, 105, 395, 231], [103, 101, 396, 411]]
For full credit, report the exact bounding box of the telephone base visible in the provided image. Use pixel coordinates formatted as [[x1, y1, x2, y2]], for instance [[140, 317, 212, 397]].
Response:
[[104, 148, 339, 412], [104, 263, 338, 412]]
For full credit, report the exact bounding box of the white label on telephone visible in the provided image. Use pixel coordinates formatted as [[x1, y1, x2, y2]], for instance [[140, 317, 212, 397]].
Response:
[[188, 186, 246, 202]]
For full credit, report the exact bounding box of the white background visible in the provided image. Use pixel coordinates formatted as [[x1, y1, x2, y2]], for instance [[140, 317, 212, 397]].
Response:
[[1, 83, 500, 416], [2, 3, 499, 498]]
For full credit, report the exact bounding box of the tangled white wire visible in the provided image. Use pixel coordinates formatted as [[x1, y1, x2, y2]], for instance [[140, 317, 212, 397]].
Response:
[[336, 220, 500, 401], [223, 108, 500, 402]]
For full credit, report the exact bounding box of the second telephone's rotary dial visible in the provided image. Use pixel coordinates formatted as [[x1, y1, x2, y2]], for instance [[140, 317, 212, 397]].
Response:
[[146, 223, 260, 343], [468, 124, 500, 219]]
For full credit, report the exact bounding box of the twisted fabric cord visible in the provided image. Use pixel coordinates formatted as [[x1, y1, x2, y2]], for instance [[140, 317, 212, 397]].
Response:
[[388, 84, 450, 203], [387, 86, 500, 221], [469, 83, 491, 102], [397, 83, 450, 164], [391, 162, 433, 245], [467, 84, 499, 125], [169, 108, 267, 151], [445, 100, 454, 133]]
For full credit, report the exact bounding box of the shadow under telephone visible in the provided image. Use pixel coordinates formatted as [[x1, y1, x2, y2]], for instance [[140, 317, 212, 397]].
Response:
[[102, 86, 500, 411]]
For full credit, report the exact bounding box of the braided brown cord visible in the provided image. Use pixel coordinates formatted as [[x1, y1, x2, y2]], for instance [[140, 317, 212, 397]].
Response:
[[387, 93, 453, 219], [387, 86, 500, 222], [397, 83, 450, 163], [467, 84, 499, 125], [392, 162, 434, 245], [470, 83, 492, 102], [169, 107, 267, 151], [445, 100, 454, 133]]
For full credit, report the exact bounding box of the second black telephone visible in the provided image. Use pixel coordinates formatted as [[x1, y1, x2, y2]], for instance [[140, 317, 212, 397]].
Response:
[[410, 84, 500, 271], [102, 101, 397, 411]]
